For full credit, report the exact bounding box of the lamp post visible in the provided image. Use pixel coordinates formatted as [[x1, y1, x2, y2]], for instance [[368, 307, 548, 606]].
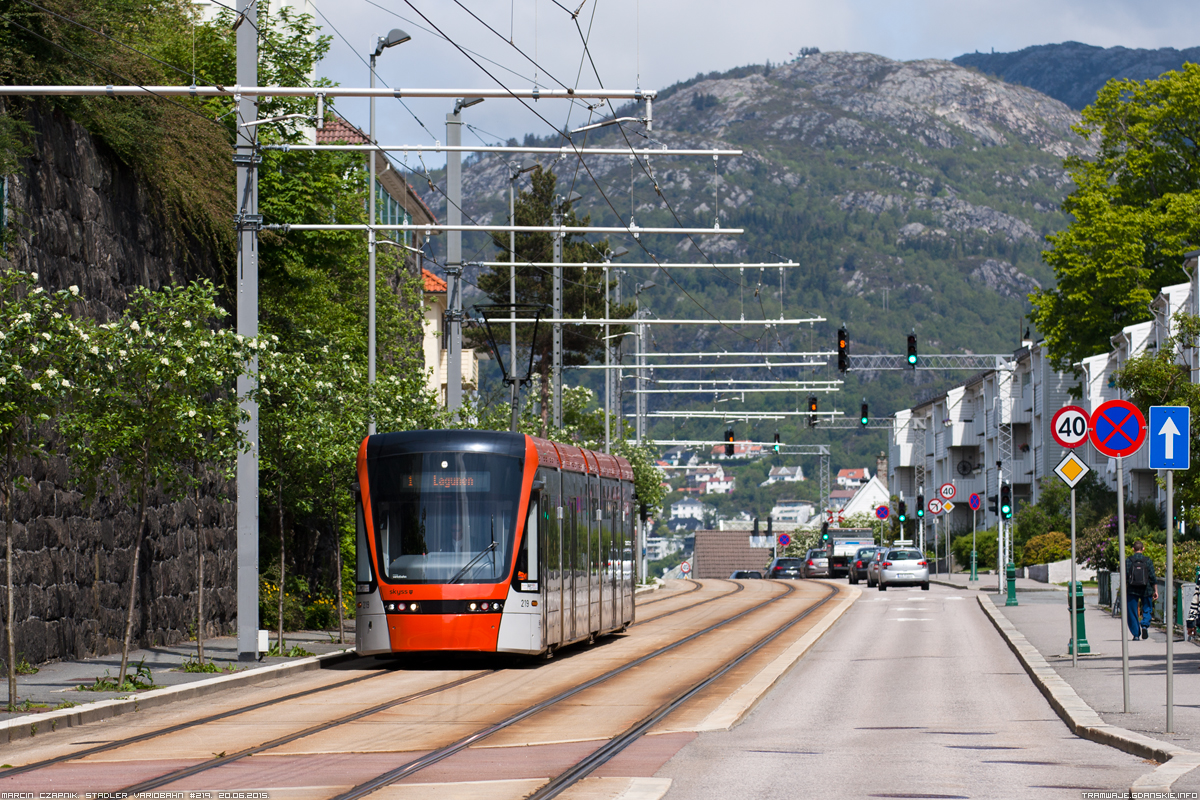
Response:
[[508, 157, 536, 430], [445, 96, 485, 413], [634, 280, 657, 446], [368, 28, 410, 434], [603, 246, 628, 453]]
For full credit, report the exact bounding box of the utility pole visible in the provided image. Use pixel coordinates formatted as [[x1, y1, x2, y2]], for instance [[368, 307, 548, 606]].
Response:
[[234, 0, 260, 663], [509, 173, 518, 432], [604, 262, 610, 453], [446, 111, 463, 411], [552, 201, 563, 430]]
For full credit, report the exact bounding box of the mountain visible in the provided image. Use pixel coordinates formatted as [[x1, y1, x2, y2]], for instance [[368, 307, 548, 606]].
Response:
[[953, 42, 1200, 110], [424, 51, 1090, 499]]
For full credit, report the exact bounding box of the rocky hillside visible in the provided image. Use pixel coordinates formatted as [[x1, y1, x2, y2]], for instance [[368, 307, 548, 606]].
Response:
[[429, 51, 1091, 476], [953, 42, 1200, 110]]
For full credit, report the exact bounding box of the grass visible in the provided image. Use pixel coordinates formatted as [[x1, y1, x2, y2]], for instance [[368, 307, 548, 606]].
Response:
[[179, 657, 238, 674], [76, 658, 160, 693], [264, 642, 315, 658]]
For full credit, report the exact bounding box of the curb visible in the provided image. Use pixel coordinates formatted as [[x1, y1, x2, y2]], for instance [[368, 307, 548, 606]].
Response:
[[0, 647, 358, 744], [976, 594, 1199, 792]]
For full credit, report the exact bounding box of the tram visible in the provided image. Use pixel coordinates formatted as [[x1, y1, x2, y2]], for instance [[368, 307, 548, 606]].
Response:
[[354, 430, 637, 656]]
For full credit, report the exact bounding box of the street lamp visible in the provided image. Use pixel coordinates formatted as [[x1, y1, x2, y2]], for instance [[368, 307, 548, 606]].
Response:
[[603, 246, 629, 453], [634, 280, 657, 446], [368, 28, 411, 434], [508, 156, 538, 430], [446, 96, 484, 412]]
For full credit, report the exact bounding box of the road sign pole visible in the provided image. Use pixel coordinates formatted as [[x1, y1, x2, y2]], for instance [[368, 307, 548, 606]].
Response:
[[1168, 468, 1174, 733], [1118, 455, 1129, 713], [971, 508, 977, 581], [1070, 487, 1078, 669]]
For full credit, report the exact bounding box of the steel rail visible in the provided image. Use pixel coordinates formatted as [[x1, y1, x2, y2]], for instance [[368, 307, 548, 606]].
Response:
[[0, 85, 656, 100], [112, 671, 492, 794], [329, 581, 804, 800], [0, 661, 393, 777], [632, 578, 743, 625], [633, 578, 702, 607], [527, 582, 841, 799]]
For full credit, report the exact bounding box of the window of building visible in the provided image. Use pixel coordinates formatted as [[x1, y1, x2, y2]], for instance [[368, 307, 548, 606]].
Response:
[[375, 180, 412, 246]]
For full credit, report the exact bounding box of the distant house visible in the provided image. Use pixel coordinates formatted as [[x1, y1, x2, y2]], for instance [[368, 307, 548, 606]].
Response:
[[671, 497, 706, 522], [705, 476, 735, 494], [710, 441, 763, 459], [761, 465, 805, 486], [770, 499, 816, 527], [828, 489, 856, 510], [836, 468, 871, 489], [839, 476, 891, 520]]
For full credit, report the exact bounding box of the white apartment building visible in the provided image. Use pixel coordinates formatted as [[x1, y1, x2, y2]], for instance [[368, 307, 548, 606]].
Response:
[[890, 252, 1200, 532]]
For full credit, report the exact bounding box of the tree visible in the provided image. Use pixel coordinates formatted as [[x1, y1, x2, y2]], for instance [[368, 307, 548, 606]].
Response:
[[0, 270, 80, 708], [472, 166, 635, 434], [1115, 311, 1200, 526], [64, 281, 248, 685], [1030, 66, 1200, 371]]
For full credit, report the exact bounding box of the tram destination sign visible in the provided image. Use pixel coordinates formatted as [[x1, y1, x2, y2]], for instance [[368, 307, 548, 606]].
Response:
[[399, 472, 493, 492]]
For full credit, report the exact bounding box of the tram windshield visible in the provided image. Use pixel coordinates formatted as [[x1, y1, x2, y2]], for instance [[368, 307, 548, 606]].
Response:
[[368, 451, 522, 584]]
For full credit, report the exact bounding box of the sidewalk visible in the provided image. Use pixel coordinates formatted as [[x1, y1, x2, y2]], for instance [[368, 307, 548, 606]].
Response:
[[947, 570, 1200, 792], [929, 569, 1067, 592], [0, 627, 356, 729]]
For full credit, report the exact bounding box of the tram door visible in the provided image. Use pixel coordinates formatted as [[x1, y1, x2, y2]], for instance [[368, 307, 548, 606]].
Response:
[[569, 471, 587, 642], [589, 471, 601, 634], [540, 470, 562, 647]]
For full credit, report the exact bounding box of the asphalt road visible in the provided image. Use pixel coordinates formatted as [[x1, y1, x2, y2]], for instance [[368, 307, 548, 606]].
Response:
[[656, 583, 1153, 800]]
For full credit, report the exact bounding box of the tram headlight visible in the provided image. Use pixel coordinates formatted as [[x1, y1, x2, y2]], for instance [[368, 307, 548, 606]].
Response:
[[409, 602, 419, 612], [469, 602, 477, 611]]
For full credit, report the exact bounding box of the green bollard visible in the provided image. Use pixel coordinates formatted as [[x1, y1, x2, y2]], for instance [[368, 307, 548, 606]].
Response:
[[1006, 561, 1019, 606], [970, 551, 977, 581], [1068, 581, 1090, 654]]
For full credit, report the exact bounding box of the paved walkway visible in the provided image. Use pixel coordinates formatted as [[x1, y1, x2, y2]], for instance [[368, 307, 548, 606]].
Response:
[[0, 627, 354, 723], [932, 570, 1200, 791]]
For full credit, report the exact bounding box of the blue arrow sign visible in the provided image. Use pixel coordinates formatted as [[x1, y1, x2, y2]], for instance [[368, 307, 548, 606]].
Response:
[[1149, 406, 1190, 470]]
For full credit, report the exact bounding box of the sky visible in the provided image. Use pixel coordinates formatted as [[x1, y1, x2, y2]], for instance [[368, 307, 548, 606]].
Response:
[[292, 0, 1200, 168]]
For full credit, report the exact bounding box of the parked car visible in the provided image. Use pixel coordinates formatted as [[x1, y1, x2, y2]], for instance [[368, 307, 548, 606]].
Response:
[[730, 570, 763, 579], [877, 548, 930, 591], [766, 557, 804, 580], [848, 546, 880, 584], [801, 548, 830, 579], [866, 550, 885, 587]]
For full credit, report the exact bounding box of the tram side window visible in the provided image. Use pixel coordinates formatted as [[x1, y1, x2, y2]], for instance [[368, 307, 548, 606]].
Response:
[[355, 494, 373, 584]]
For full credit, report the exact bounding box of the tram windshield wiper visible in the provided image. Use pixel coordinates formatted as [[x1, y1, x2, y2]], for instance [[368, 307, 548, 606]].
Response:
[[449, 540, 497, 584]]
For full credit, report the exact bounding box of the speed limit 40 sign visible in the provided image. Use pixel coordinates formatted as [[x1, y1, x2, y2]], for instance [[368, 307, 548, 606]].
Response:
[[1051, 405, 1089, 449]]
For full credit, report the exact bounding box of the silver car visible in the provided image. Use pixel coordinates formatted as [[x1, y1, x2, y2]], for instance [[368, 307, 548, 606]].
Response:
[[877, 548, 930, 591], [866, 549, 884, 587], [801, 548, 830, 579]]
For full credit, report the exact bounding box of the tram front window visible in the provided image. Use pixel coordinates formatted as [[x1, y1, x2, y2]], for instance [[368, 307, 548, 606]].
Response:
[[368, 451, 522, 584]]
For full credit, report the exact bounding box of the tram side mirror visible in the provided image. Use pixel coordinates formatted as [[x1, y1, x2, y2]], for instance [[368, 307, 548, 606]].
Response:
[[531, 479, 545, 491]]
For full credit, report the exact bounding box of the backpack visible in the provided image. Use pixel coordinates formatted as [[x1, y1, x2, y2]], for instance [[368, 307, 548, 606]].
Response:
[[1130, 555, 1150, 589]]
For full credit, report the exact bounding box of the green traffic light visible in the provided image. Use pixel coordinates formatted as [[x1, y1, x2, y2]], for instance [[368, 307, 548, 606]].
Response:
[[907, 353, 917, 365]]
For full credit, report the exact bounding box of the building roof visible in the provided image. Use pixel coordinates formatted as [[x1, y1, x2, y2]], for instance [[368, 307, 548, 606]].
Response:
[[830, 489, 856, 499], [837, 468, 870, 480], [423, 268, 447, 293], [316, 114, 437, 224]]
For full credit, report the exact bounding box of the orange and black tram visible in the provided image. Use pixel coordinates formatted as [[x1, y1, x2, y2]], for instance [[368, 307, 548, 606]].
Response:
[[355, 430, 637, 655]]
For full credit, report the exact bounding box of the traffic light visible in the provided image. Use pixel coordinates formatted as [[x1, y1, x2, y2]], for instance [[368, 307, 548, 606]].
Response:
[[860, 401, 869, 426], [724, 429, 735, 457], [906, 334, 918, 367], [898, 501, 907, 523], [773, 431, 780, 453], [820, 522, 830, 543], [808, 395, 818, 428], [988, 494, 998, 515], [837, 327, 849, 372], [1000, 483, 1013, 519], [916, 493, 925, 518]]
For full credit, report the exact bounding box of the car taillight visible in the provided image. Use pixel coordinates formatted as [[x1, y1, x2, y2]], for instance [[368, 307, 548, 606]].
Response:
[[855, 560, 863, 568], [773, 567, 783, 572], [807, 560, 814, 566], [918, 560, 927, 566], [882, 562, 892, 568]]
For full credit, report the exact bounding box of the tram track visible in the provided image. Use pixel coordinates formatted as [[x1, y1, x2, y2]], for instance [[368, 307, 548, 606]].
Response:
[[90, 579, 800, 796], [631, 578, 743, 626], [634, 578, 701, 607], [328, 580, 828, 800]]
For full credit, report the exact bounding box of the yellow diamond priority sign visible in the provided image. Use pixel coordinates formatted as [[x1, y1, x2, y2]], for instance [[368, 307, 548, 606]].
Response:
[[941, 501, 955, 513], [1054, 452, 1090, 488]]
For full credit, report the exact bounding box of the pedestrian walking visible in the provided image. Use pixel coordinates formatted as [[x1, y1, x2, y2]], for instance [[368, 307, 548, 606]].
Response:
[[1126, 540, 1158, 641]]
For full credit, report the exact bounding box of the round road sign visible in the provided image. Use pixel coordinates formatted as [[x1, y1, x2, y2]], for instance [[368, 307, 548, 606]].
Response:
[[1051, 405, 1090, 449], [680, 560, 691, 575], [1089, 399, 1146, 458], [778, 533, 791, 548], [968, 493, 982, 511], [939, 482, 956, 501], [928, 497, 944, 515], [875, 505, 890, 520]]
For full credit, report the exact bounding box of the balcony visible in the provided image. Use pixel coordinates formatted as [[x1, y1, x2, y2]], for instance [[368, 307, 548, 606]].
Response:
[[436, 348, 480, 399]]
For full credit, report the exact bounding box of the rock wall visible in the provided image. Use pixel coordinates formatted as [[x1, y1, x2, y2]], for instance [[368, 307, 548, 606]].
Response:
[[0, 104, 238, 665]]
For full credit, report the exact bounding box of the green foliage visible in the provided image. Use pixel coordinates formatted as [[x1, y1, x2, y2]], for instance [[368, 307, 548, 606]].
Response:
[[951, 528, 1000, 573], [76, 658, 157, 693], [180, 657, 236, 674], [1012, 473, 1116, 548], [1032, 65, 1200, 370], [1021, 531, 1071, 566]]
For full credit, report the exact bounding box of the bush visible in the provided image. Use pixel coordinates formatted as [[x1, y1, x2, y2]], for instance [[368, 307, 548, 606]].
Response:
[[951, 528, 999, 573], [1022, 532, 1071, 566]]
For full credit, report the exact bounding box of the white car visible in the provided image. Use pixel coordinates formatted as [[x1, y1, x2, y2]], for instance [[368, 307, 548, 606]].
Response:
[[877, 548, 930, 591]]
